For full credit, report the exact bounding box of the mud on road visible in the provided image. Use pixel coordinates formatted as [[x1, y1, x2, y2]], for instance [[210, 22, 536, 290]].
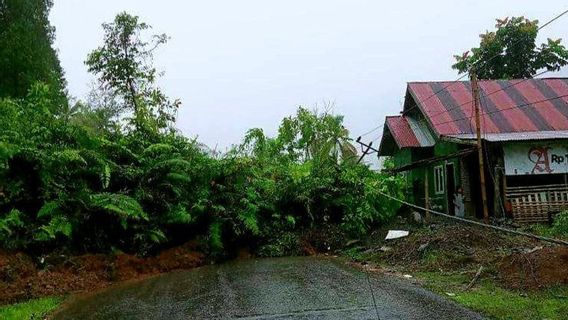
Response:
[[53, 256, 484, 320]]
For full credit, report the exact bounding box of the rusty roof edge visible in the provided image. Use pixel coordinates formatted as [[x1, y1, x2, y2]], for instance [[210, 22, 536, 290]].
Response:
[[446, 130, 568, 142], [405, 84, 443, 138], [384, 117, 405, 150], [377, 123, 391, 156]]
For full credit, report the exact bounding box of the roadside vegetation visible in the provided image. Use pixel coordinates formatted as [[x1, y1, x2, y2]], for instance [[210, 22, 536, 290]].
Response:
[[342, 216, 568, 320], [417, 272, 568, 320], [0, 9, 402, 258], [0, 296, 63, 320], [2, 2, 568, 319], [0, 4, 402, 310]]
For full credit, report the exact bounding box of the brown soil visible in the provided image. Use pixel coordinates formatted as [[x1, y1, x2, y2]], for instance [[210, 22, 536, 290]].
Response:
[[499, 247, 568, 290], [368, 221, 568, 291], [378, 223, 538, 272], [0, 242, 205, 305]]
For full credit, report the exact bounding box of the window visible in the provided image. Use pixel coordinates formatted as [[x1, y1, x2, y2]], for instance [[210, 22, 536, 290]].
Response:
[[434, 165, 445, 194]]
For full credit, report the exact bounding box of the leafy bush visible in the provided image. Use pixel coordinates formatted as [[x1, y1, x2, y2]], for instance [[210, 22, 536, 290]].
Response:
[[0, 12, 404, 257], [551, 211, 568, 237], [257, 232, 301, 257]]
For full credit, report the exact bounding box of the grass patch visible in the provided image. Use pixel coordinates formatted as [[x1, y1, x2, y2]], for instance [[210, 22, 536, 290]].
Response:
[[0, 297, 64, 320], [416, 272, 568, 320]]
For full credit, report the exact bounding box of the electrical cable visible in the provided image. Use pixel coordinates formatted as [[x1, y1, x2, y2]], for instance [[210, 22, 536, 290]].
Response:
[[432, 93, 568, 127], [365, 266, 381, 320], [376, 190, 568, 246], [402, 8, 568, 118], [426, 69, 551, 120]]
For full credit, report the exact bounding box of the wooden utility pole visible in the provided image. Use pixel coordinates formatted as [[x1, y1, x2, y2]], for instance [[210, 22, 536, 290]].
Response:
[[470, 69, 490, 223], [357, 141, 373, 164], [355, 137, 379, 164], [424, 171, 430, 223]]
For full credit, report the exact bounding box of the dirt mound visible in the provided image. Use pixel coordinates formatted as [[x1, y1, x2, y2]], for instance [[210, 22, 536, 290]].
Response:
[[499, 247, 568, 290], [0, 243, 205, 305], [379, 223, 537, 271]]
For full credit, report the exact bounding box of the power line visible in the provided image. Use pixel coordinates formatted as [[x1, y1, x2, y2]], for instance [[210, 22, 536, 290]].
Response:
[[365, 267, 381, 320], [402, 8, 568, 118], [402, 73, 470, 116], [426, 69, 551, 121], [358, 124, 384, 138], [480, 95, 507, 218], [432, 93, 568, 127], [537, 8, 568, 30], [376, 190, 568, 246], [360, 8, 568, 162]]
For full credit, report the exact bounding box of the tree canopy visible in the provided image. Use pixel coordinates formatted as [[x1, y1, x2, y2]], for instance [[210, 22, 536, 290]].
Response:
[[0, 12, 402, 258], [85, 12, 179, 136], [0, 0, 67, 107], [452, 16, 568, 79]]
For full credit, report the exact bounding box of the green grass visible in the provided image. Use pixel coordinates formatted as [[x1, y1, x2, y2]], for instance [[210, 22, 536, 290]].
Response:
[[0, 297, 63, 320], [416, 272, 568, 320]]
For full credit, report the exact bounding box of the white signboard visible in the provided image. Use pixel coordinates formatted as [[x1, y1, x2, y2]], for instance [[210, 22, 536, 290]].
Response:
[[504, 143, 568, 176]]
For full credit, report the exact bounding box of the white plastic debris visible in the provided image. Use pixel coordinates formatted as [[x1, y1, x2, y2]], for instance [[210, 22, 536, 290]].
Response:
[[403, 274, 413, 279], [385, 230, 409, 240]]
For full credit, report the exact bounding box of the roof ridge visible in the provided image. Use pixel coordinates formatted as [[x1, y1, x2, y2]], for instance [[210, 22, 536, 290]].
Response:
[[407, 77, 568, 85]]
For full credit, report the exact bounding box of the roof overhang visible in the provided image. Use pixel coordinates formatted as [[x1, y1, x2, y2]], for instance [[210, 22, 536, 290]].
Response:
[[445, 130, 568, 142]]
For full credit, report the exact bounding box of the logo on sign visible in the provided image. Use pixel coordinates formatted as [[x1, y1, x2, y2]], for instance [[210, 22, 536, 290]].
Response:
[[528, 147, 554, 174]]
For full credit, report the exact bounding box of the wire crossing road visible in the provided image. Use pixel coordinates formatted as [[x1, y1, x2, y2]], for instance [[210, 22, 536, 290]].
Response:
[[53, 257, 484, 320]]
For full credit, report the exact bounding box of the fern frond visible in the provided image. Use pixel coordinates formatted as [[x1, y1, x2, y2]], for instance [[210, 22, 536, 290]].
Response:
[[90, 193, 148, 228], [34, 216, 72, 241], [143, 143, 176, 158], [0, 209, 24, 236], [208, 220, 223, 250], [165, 205, 192, 224], [37, 201, 61, 218]]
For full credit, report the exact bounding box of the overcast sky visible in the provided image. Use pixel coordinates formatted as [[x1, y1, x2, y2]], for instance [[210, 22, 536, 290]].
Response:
[[50, 1, 568, 150]]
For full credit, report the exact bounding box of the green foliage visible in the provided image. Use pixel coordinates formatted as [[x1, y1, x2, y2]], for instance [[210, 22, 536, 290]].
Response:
[[0, 209, 24, 244], [453, 16, 568, 79], [0, 296, 63, 320], [418, 272, 568, 320], [89, 193, 148, 229], [85, 12, 179, 134], [0, 0, 67, 106], [256, 232, 300, 257], [551, 210, 568, 237], [0, 11, 404, 257]]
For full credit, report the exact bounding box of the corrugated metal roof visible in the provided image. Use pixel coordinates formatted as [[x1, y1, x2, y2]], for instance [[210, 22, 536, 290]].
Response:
[[406, 117, 436, 147], [447, 130, 568, 142], [385, 116, 420, 148], [407, 78, 568, 136]]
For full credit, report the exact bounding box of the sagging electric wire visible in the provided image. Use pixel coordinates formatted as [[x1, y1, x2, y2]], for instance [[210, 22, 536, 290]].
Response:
[[376, 190, 568, 246]]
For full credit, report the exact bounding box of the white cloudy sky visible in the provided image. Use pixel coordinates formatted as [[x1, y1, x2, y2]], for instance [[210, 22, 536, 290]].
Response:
[[50, 1, 568, 150]]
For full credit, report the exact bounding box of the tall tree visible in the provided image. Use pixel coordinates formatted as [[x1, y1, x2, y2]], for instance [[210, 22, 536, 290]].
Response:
[[85, 12, 180, 135], [453, 17, 568, 79], [0, 0, 67, 107]]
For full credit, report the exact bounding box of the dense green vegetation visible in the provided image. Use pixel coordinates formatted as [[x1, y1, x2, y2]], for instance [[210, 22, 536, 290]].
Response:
[[0, 10, 402, 257], [453, 16, 568, 79], [0, 0, 67, 106]]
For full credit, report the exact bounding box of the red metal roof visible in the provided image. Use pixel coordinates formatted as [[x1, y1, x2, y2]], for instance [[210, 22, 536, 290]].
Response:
[[386, 116, 420, 148], [407, 78, 568, 136]]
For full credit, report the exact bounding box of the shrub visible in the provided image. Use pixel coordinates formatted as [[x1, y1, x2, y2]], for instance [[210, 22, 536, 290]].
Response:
[[551, 211, 568, 237]]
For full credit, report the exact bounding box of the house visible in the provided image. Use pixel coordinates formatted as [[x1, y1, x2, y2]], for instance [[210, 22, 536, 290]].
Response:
[[378, 78, 568, 223]]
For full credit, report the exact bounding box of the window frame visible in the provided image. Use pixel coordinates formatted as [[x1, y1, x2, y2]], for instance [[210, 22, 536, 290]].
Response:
[[434, 165, 445, 195]]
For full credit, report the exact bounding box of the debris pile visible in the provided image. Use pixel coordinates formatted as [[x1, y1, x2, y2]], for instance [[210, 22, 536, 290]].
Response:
[[499, 246, 568, 290]]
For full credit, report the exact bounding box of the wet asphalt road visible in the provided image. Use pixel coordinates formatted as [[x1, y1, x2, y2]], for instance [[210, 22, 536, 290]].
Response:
[[53, 257, 484, 320]]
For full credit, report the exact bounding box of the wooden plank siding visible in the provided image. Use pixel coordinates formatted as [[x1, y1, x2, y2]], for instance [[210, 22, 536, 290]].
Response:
[[506, 184, 568, 223]]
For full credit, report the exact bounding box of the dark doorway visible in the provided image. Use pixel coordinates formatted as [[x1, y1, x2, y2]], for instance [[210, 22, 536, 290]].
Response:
[[446, 163, 455, 215]]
